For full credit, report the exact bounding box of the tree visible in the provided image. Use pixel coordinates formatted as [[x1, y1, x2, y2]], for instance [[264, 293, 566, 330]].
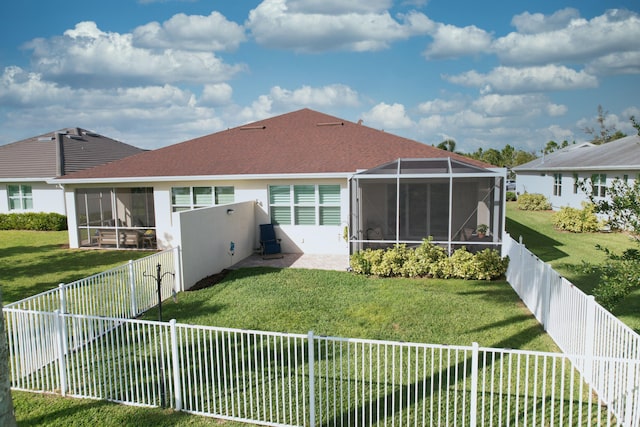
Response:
[[0, 291, 17, 427], [631, 115, 640, 136], [437, 139, 457, 152], [581, 177, 640, 309], [583, 105, 625, 144]]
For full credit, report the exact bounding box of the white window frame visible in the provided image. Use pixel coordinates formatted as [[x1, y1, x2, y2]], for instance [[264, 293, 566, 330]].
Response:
[[7, 184, 33, 211], [591, 174, 607, 198], [553, 173, 562, 197], [171, 186, 234, 212], [268, 184, 341, 226]]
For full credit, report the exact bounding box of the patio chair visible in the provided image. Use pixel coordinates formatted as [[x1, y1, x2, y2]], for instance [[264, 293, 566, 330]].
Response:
[[259, 223, 282, 257]]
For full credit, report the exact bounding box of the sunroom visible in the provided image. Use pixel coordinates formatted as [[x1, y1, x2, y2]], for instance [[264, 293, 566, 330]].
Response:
[[349, 158, 505, 254]]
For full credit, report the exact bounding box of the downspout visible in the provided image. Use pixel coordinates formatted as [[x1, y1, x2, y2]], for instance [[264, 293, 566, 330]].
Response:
[[396, 159, 401, 244]]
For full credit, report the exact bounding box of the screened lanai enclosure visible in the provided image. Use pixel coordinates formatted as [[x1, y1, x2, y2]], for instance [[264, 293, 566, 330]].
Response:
[[349, 158, 505, 254], [75, 188, 156, 249]]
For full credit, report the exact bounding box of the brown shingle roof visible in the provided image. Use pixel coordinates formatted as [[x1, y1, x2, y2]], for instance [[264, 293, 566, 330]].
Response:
[[59, 109, 490, 180], [0, 128, 144, 179]]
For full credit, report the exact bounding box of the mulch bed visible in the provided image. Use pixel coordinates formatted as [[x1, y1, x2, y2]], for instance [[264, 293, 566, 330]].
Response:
[[188, 269, 231, 291]]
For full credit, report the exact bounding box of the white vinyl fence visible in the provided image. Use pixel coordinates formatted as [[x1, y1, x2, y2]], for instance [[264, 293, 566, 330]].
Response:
[[504, 233, 640, 426]]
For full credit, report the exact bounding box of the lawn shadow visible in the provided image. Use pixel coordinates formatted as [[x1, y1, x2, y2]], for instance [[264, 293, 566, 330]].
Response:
[[506, 217, 568, 262]]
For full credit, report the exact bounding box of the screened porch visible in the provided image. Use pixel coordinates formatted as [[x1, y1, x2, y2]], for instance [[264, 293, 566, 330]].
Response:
[[349, 158, 505, 254], [75, 187, 156, 249]]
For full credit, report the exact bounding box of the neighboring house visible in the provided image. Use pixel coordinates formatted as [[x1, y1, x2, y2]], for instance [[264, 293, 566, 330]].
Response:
[[53, 109, 507, 289], [0, 128, 144, 215], [513, 135, 640, 210]]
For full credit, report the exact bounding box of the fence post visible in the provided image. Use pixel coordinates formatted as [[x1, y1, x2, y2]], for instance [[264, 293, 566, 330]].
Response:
[[58, 283, 66, 314], [57, 284, 68, 355], [470, 342, 479, 427], [54, 310, 67, 396], [583, 296, 596, 385], [128, 260, 138, 317], [170, 319, 182, 411], [308, 331, 316, 427]]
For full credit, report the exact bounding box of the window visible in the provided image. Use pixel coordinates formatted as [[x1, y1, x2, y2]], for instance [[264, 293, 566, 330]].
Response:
[[553, 173, 562, 196], [573, 174, 579, 194], [7, 184, 33, 210], [591, 174, 607, 197], [171, 186, 234, 212], [268, 184, 341, 226]]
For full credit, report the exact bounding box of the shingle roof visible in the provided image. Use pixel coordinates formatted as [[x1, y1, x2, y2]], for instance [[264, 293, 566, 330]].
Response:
[[514, 135, 640, 172], [58, 109, 490, 180], [0, 128, 144, 179]]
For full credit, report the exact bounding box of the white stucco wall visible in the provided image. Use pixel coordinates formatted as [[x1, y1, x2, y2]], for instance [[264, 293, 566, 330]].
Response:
[[516, 170, 638, 210], [0, 182, 66, 215], [175, 201, 255, 290]]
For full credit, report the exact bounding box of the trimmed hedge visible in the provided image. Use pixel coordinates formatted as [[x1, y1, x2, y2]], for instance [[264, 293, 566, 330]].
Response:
[[350, 239, 509, 280], [0, 212, 67, 231]]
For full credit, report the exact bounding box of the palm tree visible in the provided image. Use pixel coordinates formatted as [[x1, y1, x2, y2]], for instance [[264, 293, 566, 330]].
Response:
[[0, 290, 17, 427]]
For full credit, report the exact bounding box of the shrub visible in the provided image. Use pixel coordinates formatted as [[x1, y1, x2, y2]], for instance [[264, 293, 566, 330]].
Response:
[[349, 239, 508, 281], [517, 193, 551, 211], [474, 249, 510, 280], [552, 203, 602, 232], [506, 191, 517, 201], [371, 244, 410, 277], [400, 238, 447, 277], [0, 212, 67, 231]]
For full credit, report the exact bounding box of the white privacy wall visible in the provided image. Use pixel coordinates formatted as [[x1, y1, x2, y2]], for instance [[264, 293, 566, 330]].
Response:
[[175, 201, 255, 290]]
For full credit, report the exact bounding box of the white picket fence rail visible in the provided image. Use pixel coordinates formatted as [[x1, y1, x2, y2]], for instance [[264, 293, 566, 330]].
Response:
[[3, 241, 640, 425], [504, 233, 640, 426]]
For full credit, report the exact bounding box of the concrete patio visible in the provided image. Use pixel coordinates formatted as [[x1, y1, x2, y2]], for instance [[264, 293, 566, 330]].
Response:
[[230, 253, 350, 271]]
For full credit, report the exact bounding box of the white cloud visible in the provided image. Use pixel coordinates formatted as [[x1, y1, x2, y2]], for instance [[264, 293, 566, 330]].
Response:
[[246, 0, 432, 52], [200, 83, 233, 106], [24, 21, 246, 88], [445, 65, 598, 94], [423, 23, 492, 59], [586, 51, 640, 76], [286, 0, 392, 14], [511, 8, 580, 34], [417, 98, 465, 114], [132, 11, 246, 51], [269, 84, 360, 107], [493, 9, 640, 66], [472, 94, 566, 118], [361, 103, 414, 129]]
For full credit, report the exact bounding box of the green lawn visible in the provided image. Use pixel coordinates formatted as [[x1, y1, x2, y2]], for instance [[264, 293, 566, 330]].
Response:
[[505, 202, 640, 332], [3, 228, 561, 425]]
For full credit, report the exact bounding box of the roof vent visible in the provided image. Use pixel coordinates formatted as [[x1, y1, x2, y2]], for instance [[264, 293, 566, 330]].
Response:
[[239, 125, 266, 130], [66, 134, 84, 140], [37, 136, 55, 141], [316, 122, 344, 126], [82, 131, 100, 137]]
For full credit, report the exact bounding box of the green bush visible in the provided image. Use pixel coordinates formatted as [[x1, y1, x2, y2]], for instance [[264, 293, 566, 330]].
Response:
[[349, 239, 509, 281], [552, 203, 602, 232], [517, 193, 551, 211], [0, 212, 67, 231], [506, 191, 517, 201]]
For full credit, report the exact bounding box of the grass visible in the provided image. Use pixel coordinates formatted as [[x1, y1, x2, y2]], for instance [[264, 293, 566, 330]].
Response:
[[147, 267, 556, 352], [505, 202, 640, 332], [3, 228, 561, 425]]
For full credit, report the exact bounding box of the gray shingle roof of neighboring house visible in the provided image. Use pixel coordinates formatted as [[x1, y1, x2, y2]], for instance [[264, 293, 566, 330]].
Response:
[[514, 135, 640, 172], [57, 109, 492, 181], [0, 128, 145, 180]]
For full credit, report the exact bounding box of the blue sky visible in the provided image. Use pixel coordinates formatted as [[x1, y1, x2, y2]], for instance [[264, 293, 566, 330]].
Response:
[[1, 0, 639, 153]]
